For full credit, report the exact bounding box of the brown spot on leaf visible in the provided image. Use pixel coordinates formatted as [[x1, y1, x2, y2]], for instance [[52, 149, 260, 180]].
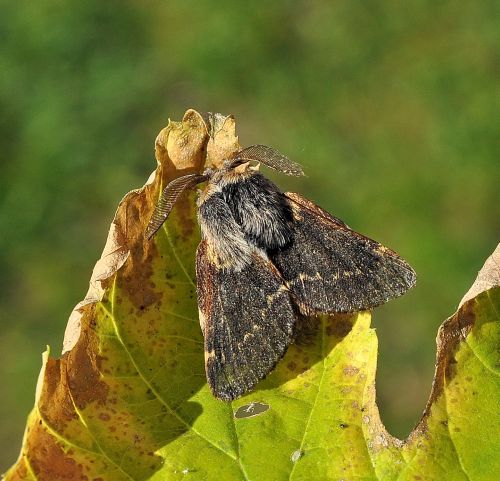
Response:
[[326, 315, 354, 338], [26, 421, 88, 481], [118, 243, 163, 312], [174, 193, 197, 239], [38, 357, 78, 433], [343, 365, 360, 376], [65, 314, 109, 410]]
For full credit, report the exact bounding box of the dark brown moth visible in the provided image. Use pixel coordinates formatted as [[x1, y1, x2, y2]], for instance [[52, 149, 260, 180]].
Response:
[[146, 145, 416, 401]]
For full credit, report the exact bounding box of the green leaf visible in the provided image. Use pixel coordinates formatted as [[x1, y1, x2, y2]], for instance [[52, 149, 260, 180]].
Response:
[[4, 110, 500, 481]]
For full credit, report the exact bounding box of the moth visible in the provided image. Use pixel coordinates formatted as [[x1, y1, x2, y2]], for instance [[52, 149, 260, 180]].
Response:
[[146, 145, 416, 401]]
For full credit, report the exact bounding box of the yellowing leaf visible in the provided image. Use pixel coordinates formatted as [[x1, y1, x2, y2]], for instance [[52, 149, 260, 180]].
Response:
[[4, 110, 500, 481]]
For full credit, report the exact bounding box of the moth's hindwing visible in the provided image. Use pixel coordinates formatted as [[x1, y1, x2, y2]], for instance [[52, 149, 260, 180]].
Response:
[[196, 240, 296, 401], [270, 192, 417, 314]]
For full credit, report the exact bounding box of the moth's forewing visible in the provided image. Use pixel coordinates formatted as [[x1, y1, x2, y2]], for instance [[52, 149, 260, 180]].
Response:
[[196, 239, 296, 401], [269, 192, 417, 314]]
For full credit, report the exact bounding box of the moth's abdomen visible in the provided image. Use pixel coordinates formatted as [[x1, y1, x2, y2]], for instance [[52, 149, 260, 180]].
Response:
[[222, 172, 293, 250], [198, 191, 253, 270]]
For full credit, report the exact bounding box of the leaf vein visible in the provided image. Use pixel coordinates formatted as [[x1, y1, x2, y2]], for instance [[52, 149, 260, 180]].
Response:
[[288, 316, 328, 481], [162, 224, 196, 288], [67, 390, 136, 481], [107, 276, 239, 464]]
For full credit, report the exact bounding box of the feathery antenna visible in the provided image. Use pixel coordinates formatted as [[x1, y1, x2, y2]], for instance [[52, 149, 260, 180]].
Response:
[[146, 173, 208, 240], [231, 145, 304, 177]]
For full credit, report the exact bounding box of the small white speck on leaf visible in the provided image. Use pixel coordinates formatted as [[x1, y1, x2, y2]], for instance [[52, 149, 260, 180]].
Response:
[[290, 449, 303, 463], [234, 401, 270, 419], [377, 433, 389, 447]]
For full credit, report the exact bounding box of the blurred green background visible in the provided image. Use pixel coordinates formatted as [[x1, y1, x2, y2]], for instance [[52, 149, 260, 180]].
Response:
[[1, 0, 499, 471]]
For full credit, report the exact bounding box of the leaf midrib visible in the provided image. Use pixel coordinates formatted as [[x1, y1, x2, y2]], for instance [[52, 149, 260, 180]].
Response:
[[287, 316, 327, 481], [105, 277, 239, 464]]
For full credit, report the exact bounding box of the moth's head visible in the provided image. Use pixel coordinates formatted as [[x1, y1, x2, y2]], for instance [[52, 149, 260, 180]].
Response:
[[145, 145, 305, 240], [201, 157, 256, 186]]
